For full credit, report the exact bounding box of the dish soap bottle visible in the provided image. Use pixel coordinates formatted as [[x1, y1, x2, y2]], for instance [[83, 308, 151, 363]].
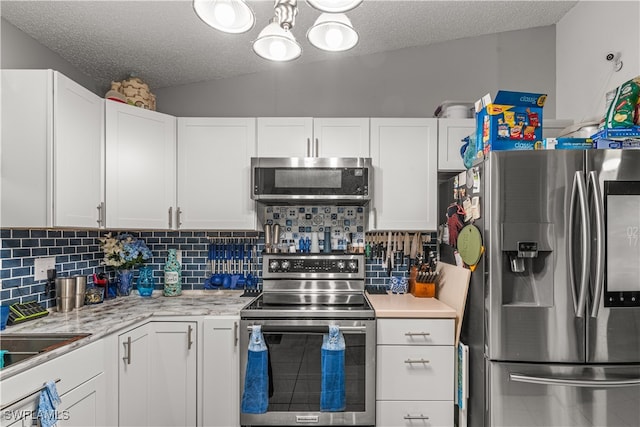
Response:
[[163, 249, 182, 297]]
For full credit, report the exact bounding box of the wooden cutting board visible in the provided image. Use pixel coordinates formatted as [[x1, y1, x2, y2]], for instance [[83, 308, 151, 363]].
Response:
[[436, 261, 471, 346]]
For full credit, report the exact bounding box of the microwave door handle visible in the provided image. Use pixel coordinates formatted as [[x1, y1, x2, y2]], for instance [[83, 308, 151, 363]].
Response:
[[588, 171, 605, 317], [570, 171, 589, 318]]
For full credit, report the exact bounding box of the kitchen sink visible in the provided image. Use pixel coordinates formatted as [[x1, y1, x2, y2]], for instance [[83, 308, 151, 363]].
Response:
[[0, 333, 90, 368]]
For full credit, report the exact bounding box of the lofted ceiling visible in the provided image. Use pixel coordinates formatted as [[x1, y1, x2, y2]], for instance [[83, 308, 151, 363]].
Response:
[[1, 0, 578, 90]]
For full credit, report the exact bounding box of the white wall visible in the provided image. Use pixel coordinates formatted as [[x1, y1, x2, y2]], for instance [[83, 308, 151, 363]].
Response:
[[155, 26, 557, 118], [556, 1, 640, 122]]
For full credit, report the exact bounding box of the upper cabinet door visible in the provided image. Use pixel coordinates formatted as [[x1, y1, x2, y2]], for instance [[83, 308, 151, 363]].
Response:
[[1, 70, 53, 227], [177, 118, 257, 230], [53, 72, 105, 228], [256, 117, 313, 157], [437, 118, 475, 171], [106, 102, 176, 229], [313, 118, 370, 157], [0, 70, 104, 229], [370, 118, 438, 231]]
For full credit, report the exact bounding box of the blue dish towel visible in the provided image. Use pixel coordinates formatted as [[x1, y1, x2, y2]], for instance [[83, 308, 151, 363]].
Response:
[[321, 325, 346, 412], [38, 380, 61, 427], [241, 325, 269, 414]]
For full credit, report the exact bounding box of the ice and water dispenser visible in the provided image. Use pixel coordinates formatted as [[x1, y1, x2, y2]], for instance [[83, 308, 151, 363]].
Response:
[[501, 222, 554, 306]]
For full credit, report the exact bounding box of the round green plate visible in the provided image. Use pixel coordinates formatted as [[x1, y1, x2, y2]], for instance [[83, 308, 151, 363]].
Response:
[[457, 224, 483, 266]]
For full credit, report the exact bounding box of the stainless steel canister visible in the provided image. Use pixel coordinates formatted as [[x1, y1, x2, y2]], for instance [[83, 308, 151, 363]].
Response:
[[264, 223, 272, 253], [55, 277, 76, 312], [73, 275, 87, 308]]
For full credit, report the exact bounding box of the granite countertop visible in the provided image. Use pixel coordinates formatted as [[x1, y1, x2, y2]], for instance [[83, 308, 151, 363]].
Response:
[[0, 290, 252, 379], [367, 292, 457, 318]]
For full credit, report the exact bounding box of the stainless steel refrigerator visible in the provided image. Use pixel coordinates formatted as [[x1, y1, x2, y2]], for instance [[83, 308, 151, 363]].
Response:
[[455, 150, 640, 427]]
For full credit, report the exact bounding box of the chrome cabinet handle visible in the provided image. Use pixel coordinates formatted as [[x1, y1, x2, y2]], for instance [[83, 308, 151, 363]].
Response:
[[168, 206, 173, 228], [234, 321, 238, 347], [177, 207, 183, 229], [404, 358, 430, 364], [510, 373, 640, 388], [405, 332, 431, 337], [403, 414, 429, 420], [123, 336, 132, 365], [96, 203, 102, 226], [588, 171, 605, 318], [306, 138, 311, 157], [314, 138, 319, 157], [187, 325, 193, 350]]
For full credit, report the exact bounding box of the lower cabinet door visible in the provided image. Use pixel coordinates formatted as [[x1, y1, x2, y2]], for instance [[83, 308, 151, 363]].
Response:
[[376, 345, 454, 401], [148, 322, 197, 427], [59, 374, 106, 426], [376, 400, 453, 427], [202, 316, 239, 427]]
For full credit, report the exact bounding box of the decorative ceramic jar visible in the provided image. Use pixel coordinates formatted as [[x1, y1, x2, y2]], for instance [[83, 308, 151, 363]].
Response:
[[163, 249, 182, 297]]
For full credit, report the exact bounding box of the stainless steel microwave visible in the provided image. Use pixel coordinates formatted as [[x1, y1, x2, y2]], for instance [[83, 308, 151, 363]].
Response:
[[251, 157, 372, 203]]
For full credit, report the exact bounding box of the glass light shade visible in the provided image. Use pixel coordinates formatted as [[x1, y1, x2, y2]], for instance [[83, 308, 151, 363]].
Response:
[[193, 0, 255, 34], [307, 13, 358, 52], [253, 21, 302, 61], [306, 0, 363, 13]]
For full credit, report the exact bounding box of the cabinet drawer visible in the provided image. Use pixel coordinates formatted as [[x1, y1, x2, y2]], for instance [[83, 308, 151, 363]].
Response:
[[377, 319, 454, 345], [376, 346, 454, 400], [376, 400, 453, 427]]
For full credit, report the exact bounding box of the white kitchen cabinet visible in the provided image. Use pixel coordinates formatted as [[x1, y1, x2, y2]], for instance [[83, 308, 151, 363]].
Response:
[[202, 316, 240, 427], [118, 322, 152, 426], [257, 117, 369, 157], [376, 318, 455, 427], [118, 321, 197, 427], [313, 118, 370, 157], [58, 373, 106, 427], [149, 322, 197, 426], [0, 340, 106, 427], [177, 118, 257, 230], [369, 118, 438, 231], [438, 118, 475, 171], [257, 117, 313, 157], [1, 69, 104, 228], [105, 101, 177, 229]]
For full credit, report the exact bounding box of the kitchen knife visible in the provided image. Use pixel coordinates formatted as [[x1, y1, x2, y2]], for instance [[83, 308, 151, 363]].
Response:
[[403, 232, 411, 267]]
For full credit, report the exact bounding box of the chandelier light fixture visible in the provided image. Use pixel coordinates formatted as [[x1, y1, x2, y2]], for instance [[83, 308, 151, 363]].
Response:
[[193, 0, 362, 62]]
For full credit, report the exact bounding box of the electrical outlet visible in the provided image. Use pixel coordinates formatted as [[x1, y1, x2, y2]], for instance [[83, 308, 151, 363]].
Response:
[[176, 250, 183, 265], [34, 257, 56, 281]]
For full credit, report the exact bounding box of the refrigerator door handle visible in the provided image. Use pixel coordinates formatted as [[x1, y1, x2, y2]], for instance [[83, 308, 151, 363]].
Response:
[[510, 373, 640, 388], [569, 171, 590, 317], [588, 171, 605, 318]]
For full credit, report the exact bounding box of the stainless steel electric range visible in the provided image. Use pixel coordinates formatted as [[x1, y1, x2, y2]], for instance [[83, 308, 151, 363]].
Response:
[[240, 253, 375, 426]]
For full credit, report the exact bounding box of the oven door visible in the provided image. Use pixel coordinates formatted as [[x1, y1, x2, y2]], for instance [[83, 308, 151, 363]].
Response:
[[239, 318, 376, 426]]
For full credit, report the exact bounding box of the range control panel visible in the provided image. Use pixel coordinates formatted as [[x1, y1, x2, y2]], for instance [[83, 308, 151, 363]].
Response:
[[263, 254, 365, 278]]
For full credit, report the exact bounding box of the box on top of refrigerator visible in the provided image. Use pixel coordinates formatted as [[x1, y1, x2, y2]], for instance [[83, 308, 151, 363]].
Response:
[[475, 91, 546, 156]]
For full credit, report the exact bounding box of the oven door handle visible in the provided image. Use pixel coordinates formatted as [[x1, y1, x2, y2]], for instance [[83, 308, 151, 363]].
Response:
[[247, 325, 367, 334]]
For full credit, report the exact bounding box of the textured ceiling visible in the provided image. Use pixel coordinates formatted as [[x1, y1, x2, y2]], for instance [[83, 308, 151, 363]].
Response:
[[1, 0, 577, 90]]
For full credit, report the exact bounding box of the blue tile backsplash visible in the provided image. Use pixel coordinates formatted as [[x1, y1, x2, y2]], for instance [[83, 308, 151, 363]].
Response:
[[1, 228, 436, 308]]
